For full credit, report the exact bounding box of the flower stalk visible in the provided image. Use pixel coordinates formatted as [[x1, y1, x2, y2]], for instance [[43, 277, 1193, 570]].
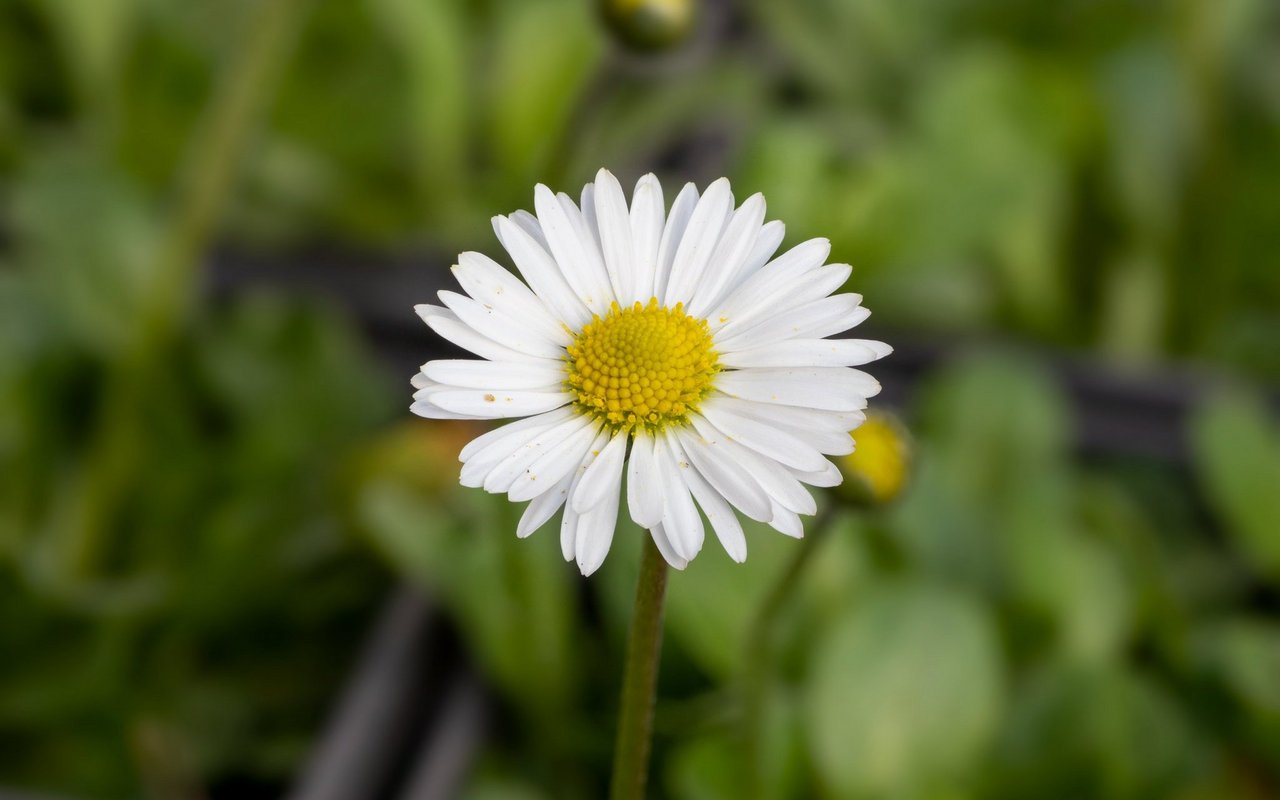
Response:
[[609, 535, 670, 800]]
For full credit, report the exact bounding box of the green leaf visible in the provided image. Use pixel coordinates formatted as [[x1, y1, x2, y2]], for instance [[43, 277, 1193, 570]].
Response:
[[806, 580, 1004, 799], [1190, 390, 1280, 581]]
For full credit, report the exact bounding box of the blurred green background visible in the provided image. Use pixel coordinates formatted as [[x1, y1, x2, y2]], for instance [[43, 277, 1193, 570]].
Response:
[[2, 0, 1279, 797]]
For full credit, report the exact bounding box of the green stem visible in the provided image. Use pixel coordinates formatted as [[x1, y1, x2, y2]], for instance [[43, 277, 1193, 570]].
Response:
[[743, 507, 835, 799], [609, 535, 670, 800]]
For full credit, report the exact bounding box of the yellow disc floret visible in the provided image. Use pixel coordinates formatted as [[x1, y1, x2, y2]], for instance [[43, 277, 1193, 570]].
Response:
[[566, 298, 719, 431]]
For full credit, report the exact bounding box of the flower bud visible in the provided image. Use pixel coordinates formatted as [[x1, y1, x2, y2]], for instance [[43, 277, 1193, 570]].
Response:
[[838, 411, 912, 508], [599, 0, 696, 53]]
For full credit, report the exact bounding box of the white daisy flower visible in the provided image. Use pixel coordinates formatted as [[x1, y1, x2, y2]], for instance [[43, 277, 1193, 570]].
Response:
[[412, 170, 891, 575]]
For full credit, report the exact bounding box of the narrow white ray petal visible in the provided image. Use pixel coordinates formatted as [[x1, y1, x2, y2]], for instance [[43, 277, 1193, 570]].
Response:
[[460, 409, 574, 487], [416, 304, 530, 363], [655, 432, 704, 561], [769, 501, 805, 538], [534, 185, 612, 315], [508, 418, 602, 502], [494, 215, 590, 330], [438, 290, 564, 359], [709, 398, 855, 456], [485, 414, 593, 493], [689, 415, 815, 514], [537, 185, 614, 313], [653, 182, 699, 302], [714, 294, 867, 351], [719, 338, 892, 369], [558, 428, 608, 563], [518, 471, 573, 538], [649, 523, 689, 570], [453, 252, 568, 345], [627, 429, 665, 529], [459, 406, 573, 462], [664, 178, 734, 308], [713, 396, 864, 439], [629, 173, 664, 303], [788, 459, 843, 488], [729, 219, 785, 289], [593, 169, 634, 303], [714, 264, 851, 342], [494, 209, 549, 250], [424, 359, 564, 391], [572, 430, 628, 513], [668, 432, 747, 563], [687, 193, 766, 318], [715, 367, 880, 410], [674, 426, 771, 522], [698, 399, 829, 472], [708, 237, 831, 331], [575, 469, 620, 575], [410, 400, 490, 420], [411, 371, 430, 390], [579, 183, 601, 248], [432, 389, 571, 420]]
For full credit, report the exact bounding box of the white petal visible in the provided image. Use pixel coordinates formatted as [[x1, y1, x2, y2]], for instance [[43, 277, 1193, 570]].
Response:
[[494, 209, 549, 251], [593, 168, 634, 304], [655, 432, 704, 561], [431, 389, 571, 419], [410, 400, 490, 420], [698, 399, 830, 472], [708, 237, 831, 332], [720, 338, 891, 368], [649, 523, 689, 570], [711, 398, 855, 456], [508, 417, 602, 502], [725, 294, 870, 346], [674, 427, 771, 522], [494, 215, 590, 330], [714, 367, 879, 411], [629, 174, 665, 303], [518, 471, 573, 538], [664, 178, 733, 308], [714, 264, 851, 343], [438, 290, 564, 359], [535, 185, 613, 314], [459, 406, 573, 462], [460, 408, 574, 487], [732, 219, 785, 286], [769, 501, 805, 538], [689, 415, 815, 515], [575, 469, 620, 575], [669, 433, 747, 563], [653, 183, 699, 302], [687, 193, 766, 318], [416, 304, 529, 363], [572, 431, 628, 513], [558, 426, 610, 563], [579, 183, 601, 248], [485, 414, 594, 493], [453, 252, 569, 345], [789, 459, 843, 488], [424, 359, 564, 391], [627, 430, 665, 529]]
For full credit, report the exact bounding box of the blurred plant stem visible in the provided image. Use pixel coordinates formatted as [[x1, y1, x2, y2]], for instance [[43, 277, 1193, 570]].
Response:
[[60, 0, 312, 583], [742, 505, 835, 800], [609, 535, 669, 800]]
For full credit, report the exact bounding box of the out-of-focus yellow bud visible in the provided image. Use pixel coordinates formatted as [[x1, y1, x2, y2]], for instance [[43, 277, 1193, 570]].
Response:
[[599, 0, 696, 53], [838, 411, 912, 507]]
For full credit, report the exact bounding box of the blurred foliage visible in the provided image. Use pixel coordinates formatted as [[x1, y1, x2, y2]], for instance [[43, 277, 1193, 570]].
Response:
[[2, 0, 1279, 797]]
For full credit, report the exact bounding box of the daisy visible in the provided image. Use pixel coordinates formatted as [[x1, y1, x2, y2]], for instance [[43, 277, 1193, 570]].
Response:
[[411, 169, 891, 575]]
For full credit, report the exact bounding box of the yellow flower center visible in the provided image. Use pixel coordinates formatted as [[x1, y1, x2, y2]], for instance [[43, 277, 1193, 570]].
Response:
[[566, 298, 719, 431]]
